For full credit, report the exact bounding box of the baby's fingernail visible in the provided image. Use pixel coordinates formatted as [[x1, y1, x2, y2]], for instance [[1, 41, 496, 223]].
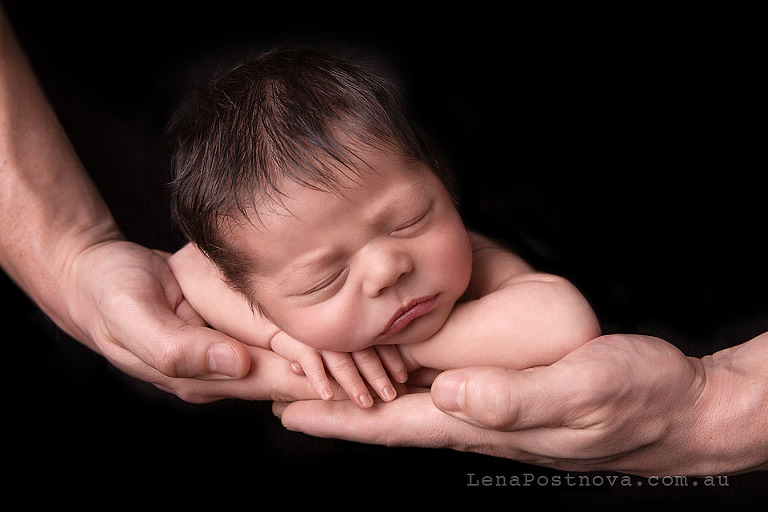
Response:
[[358, 393, 374, 408], [290, 362, 305, 375], [396, 370, 408, 383], [320, 386, 334, 401], [381, 385, 396, 402]]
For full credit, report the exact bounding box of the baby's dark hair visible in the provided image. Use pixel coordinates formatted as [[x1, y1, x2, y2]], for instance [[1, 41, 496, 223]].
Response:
[[170, 44, 453, 296]]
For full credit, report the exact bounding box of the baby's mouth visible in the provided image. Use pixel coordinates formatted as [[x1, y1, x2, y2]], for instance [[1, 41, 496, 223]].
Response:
[[380, 294, 439, 337]]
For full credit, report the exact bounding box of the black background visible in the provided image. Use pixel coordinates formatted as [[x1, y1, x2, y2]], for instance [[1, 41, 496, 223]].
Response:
[[3, 2, 766, 507]]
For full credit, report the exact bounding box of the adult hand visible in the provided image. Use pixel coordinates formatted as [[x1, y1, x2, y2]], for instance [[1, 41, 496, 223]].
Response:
[[1, 8, 314, 405], [62, 239, 316, 403], [276, 333, 768, 476]]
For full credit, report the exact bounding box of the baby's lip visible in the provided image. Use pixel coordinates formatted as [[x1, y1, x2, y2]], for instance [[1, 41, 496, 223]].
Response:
[[380, 294, 439, 337]]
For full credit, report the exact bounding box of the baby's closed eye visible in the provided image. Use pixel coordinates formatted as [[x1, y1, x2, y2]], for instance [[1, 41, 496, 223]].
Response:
[[302, 267, 348, 296]]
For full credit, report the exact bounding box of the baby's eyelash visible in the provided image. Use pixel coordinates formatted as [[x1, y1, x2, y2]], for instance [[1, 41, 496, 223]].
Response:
[[391, 207, 431, 235], [305, 268, 346, 295]]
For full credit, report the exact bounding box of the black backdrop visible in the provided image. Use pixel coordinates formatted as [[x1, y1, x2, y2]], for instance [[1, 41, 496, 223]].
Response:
[[3, 2, 766, 507]]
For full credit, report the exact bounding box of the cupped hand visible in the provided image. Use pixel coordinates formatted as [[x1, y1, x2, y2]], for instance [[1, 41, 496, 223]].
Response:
[[63, 240, 315, 403], [275, 334, 710, 476]]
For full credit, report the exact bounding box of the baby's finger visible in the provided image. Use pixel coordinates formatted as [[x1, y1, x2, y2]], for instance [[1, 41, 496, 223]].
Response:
[[322, 351, 374, 409], [295, 354, 335, 401], [271, 332, 334, 401], [374, 345, 408, 383], [352, 347, 398, 402]]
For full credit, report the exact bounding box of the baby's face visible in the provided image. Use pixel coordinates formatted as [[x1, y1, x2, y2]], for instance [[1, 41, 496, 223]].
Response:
[[228, 147, 472, 352]]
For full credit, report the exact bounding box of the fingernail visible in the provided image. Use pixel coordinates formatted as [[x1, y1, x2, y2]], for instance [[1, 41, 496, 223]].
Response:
[[359, 393, 374, 408], [208, 343, 239, 377], [433, 372, 465, 412], [381, 385, 396, 402], [320, 386, 334, 401]]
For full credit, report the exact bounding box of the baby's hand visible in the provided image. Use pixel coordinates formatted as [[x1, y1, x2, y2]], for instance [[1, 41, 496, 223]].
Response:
[[317, 347, 407, 408], [270, 331, 407, 408]]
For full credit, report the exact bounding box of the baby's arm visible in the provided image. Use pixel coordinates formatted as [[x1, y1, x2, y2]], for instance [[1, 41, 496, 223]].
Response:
[[167, 243, 281, 347], [167, 243, 404, 407], [401, 232, 601, 371]]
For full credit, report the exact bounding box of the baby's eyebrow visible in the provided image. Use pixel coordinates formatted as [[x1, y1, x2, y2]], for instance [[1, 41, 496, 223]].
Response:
[[362, 178, 431, 228], [277, 250, 343, 297]]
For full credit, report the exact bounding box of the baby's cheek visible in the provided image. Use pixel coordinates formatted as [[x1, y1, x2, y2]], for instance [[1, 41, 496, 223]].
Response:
[[293, 303, 364, 352], [425, 222, 472, 291]]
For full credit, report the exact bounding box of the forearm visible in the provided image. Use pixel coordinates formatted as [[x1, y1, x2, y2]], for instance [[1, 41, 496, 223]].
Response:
[[403, 274, 600, 370], [167, 244, 280, 348], [688, 331, 768, 474], [0, 11, 122, 334]]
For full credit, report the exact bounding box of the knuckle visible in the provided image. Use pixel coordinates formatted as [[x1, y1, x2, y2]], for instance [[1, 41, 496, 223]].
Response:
[[298, 345, 322, 361], [352, 348, 380, 365], [154, 339, 186, 378], [327, 357, 358, 375], [172, 387, 201, 403], [156, 382, 211, 404], [478, 380, 518, 430], [381, 350, 405, 368], [175, 389, 213, 404], [481, 408, 516, 431], [322, 352, 355, 372], [100, 289, 134, 315]]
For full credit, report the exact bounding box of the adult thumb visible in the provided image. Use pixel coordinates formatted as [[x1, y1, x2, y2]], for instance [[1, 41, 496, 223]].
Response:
[[118, 304, 252, 380], [168, 324, 252, 379], [431, 366, 572, 431]]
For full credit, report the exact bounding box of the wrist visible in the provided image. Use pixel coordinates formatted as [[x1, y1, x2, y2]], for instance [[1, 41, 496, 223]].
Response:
[[52, 222, 125, 343], [687, 336, 768, 475]]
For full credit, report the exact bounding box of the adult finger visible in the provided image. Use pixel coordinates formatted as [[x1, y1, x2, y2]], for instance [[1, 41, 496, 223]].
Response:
[[275, 393, 470, 448], [156, 345, 318, 403], [430, 364, 588, 431], [106, 294, 253, 380], [274, 391, 585, 468]]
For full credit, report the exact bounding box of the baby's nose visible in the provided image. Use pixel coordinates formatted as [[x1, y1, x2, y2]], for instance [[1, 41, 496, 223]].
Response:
[[361, 245, 413, 298]]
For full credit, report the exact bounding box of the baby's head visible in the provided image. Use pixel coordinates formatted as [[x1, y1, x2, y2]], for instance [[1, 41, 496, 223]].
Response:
[[171, 45, 472, 351]]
